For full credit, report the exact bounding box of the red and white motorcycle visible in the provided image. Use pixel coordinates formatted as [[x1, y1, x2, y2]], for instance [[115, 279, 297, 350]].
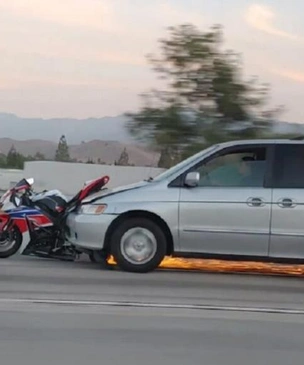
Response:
[[0, 175, 110, 261]]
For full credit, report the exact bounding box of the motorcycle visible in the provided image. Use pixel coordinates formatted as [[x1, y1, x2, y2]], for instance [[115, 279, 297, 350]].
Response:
[[0, 175, 110, 261], [0, 178, 35, 258]]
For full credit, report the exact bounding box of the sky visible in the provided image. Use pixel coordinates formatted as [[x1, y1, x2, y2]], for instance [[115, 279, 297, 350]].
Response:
[[0, 0, 303, 123]]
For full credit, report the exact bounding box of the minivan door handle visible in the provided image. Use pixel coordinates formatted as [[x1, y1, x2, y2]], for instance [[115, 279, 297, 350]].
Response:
[[277, 198, 296, 208], [247, 197, 265, 207]]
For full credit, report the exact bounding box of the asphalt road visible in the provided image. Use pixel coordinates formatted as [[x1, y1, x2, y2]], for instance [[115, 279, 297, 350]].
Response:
[[1, 255, 304, 365]]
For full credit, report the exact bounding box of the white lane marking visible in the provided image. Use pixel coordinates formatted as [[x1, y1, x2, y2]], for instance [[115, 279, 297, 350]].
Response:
[[0, 298, 303, 315]]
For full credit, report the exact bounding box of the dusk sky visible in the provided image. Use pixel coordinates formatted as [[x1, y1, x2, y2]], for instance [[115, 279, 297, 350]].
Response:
[[0, 0, 303, 122]]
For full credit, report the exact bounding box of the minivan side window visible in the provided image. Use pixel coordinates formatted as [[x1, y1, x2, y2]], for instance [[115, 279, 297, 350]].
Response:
[[194, 146, 267, 187], [272, 144, 304, 188]]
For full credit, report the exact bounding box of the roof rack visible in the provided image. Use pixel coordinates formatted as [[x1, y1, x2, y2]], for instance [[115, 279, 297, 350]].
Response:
[[290, 135, 304, 140]]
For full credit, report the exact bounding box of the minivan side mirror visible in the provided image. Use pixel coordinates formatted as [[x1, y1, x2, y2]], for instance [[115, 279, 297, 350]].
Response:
[[184, 171, 200, 187]]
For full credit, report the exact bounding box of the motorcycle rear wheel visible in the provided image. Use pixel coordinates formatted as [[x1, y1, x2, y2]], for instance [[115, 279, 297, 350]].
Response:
[[0, 227, 22, 258]]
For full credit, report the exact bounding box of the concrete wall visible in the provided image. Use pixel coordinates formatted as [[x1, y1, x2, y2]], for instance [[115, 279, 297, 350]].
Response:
[[23, 161, 166, 195], [0, 168, 23, 193]]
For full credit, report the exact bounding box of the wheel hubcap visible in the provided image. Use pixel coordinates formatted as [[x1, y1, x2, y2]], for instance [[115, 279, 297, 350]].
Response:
[[0, 231, 16, 252], [120, 227, 157, 265]]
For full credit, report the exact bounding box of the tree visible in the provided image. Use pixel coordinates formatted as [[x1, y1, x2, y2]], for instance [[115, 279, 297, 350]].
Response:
[[115, 148, 130, 166], [86, 158, 95, 164], [0, 153, 6, 168], [34, 152, 45, 160], [97, 158, 106, 165], [55, 135, 71, 162], [158, 147, 179, 168], [6, 145, 25, 169], [126, 24, 283, 167]]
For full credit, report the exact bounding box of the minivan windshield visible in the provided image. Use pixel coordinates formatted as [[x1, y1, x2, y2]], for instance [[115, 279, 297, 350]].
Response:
[[152, 144, 219, 182]]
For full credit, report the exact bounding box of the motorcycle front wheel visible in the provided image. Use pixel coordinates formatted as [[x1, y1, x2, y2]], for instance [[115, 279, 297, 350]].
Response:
[[0, 226, 22, 258], [89, 250, 107, 263], [89, 250, 114, 269]]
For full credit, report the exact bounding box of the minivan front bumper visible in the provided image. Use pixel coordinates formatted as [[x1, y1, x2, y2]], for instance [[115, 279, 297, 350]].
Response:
[[66, 212, 116, 250]]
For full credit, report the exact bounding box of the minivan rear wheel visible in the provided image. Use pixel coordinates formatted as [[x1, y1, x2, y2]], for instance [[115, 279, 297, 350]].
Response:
[[110, 217, 167, 273]]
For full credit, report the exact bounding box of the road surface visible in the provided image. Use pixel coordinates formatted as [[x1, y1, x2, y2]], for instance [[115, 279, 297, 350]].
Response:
[[0, 255, 304, 365]]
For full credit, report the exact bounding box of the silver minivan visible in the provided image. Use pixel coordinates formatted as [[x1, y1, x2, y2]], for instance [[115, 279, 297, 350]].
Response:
[[66, 138, 304, 272]]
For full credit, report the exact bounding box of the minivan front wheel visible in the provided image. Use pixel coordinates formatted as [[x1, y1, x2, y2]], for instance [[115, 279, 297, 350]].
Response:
[[110, 217, 167, 273]]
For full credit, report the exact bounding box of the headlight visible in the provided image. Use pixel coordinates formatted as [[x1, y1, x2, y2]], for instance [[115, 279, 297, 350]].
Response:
[[78, 204, 107, 215]]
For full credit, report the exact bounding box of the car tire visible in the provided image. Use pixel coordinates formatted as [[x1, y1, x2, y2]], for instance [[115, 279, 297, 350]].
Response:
[[89, 250, 114, 269], [0, 226, 22, 258], [89, 251, 98, 262], [89, 250, 109, 263], [110, 217, 167, 273]]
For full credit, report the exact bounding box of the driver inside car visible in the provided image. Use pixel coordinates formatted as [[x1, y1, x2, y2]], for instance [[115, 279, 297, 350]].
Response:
[[198, 155, 258, 187]]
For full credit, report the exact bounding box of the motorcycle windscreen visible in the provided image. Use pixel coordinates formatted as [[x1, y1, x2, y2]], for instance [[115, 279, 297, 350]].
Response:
[[12, 178, 32, 192], [0, 178, 28, 207]]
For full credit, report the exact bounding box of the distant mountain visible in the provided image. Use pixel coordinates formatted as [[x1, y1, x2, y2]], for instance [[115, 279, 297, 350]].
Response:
[[1, 112, 304, 167], [0, 113, 134, 144], [272, 120, 304, 135], [1, 112, 304, 145], [0, 138, 160, 167]]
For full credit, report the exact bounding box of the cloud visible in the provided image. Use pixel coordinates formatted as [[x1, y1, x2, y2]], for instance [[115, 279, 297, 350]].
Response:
[[156, 2, 204, 26], [245, 4, 300, 40], [0, 1, 205, 68], [0, 74, 158, 95], [0, 0, 117, 32], [0, 1, 206, 69], [3, 45, 146, 67], [271, 68, 304, 83], [0, 47, 157, 91], [0, 0, 204, 36]]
